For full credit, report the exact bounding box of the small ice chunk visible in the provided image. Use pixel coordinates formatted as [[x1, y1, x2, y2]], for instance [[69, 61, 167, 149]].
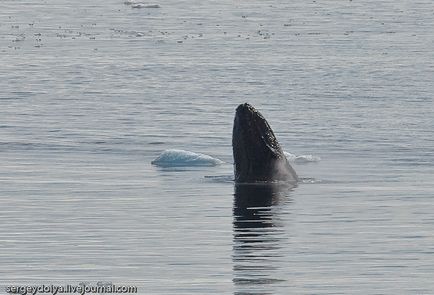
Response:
[[131, 3, 160, 8], [151, 149, 223, 167]]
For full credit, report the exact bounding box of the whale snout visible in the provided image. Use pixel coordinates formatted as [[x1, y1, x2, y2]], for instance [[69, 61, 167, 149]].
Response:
[[234, 103, 261, 130], [236, 102, 253, 111], [236, 103, 255, 116]]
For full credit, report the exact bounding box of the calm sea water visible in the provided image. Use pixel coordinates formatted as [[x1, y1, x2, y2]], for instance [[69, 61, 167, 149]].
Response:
[[1, 0, 434, 294]]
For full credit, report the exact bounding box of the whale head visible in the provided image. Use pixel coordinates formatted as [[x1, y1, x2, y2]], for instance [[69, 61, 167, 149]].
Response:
[[232, 103, 298, 184]]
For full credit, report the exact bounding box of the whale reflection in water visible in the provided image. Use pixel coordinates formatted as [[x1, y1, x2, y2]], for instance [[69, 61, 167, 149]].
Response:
[[232, 183, 294, 295]]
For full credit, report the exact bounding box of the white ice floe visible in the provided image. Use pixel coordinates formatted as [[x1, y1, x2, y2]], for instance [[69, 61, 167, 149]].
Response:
[[151, 149, 224, 167]]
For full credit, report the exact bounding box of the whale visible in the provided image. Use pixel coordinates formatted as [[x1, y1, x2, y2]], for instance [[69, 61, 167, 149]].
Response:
[[232, 103, 298, 184]]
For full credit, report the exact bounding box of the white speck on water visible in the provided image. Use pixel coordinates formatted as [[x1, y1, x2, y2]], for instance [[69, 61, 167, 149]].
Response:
[[124, 1, 160, 9]]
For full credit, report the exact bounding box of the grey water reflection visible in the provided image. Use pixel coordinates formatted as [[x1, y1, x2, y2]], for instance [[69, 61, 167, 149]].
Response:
[[232, 184, 294, 295]]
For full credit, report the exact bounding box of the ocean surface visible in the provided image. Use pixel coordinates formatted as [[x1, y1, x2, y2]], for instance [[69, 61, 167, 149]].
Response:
[[1, 0, 434, 294]]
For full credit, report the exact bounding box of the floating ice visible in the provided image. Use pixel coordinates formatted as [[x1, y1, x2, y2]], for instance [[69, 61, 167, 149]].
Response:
[[151, 149, 224, 167], [284, 151, 321, 163], [124, 0, 160, 8]]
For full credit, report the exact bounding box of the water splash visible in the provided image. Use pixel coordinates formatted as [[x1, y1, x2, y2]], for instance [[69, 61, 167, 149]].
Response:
[[284, 151, 321, 163]]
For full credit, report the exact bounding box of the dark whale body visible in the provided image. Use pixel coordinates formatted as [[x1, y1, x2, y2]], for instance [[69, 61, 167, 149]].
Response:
[[232, 103, 298, 184]]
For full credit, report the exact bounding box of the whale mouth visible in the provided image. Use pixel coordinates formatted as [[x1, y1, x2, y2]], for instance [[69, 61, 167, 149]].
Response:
[[232, 103, 285, 182]]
